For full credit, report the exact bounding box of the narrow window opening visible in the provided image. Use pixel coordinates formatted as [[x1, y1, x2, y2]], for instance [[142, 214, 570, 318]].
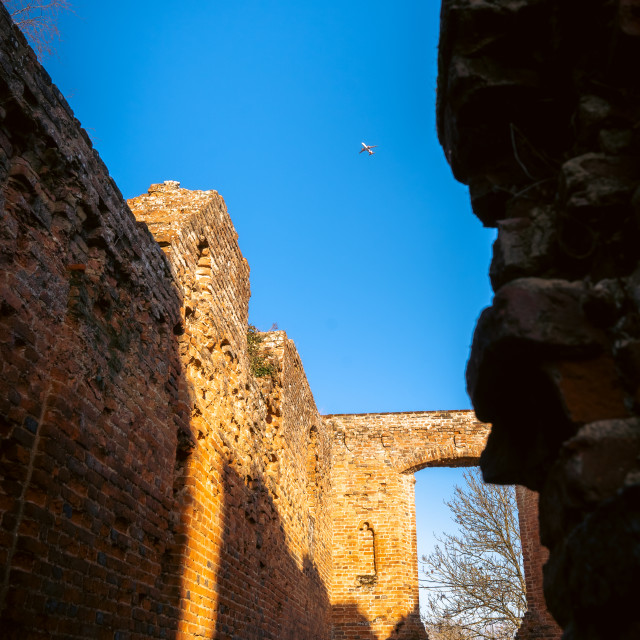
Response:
[[306, 425, 319, 506], [356, 521, 376, 582]]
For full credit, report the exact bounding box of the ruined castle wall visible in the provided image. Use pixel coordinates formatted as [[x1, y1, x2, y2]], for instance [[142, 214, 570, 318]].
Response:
[[128, 184, 334, 640], [0, 5, 334, 637], [437, 1, 640, 636], [0, 6, 187, 637], [262, 332, 334, 591], [128, 181, 250, 357], [326, 411, 489, 640]]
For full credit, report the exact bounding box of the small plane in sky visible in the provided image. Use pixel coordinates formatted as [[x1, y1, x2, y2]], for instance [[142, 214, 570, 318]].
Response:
[[359, 142, 377, 155]]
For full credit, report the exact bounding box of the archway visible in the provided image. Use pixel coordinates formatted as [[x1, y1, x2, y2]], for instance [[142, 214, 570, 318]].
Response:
[[326, 410, 557, 639], [414, 465, 525, 637]]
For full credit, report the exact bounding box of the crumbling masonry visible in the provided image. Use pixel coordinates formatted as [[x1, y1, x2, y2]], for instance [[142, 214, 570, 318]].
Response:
[[437, 1, 640, 638], [0, 1, 584, 638]]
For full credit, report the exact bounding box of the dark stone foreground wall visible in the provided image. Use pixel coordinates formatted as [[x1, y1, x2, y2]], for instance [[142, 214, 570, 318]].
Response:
[[437, 1, 640, 638]]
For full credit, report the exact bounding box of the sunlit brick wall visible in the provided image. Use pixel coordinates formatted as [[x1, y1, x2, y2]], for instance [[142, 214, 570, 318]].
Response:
[[326, 410, 489, 640], [129, 184, 334, 640]]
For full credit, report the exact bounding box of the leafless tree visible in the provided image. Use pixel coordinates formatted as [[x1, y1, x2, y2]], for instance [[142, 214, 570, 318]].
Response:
[[2, 0, 72, 57], [420, 469, 526, 640], [421, 617, 475, 640]]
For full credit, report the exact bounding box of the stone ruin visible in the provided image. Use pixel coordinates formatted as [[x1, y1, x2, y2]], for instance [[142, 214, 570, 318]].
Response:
[[0, 6, 499, 637], [1, 0, 637, 638], [437, 0, 640, 638]]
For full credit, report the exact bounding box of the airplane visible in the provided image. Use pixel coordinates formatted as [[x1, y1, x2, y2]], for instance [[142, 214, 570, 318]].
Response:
[[359, 142, 377, 155]]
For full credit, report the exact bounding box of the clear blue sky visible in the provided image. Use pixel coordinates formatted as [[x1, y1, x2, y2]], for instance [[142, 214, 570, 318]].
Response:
[[41, 0, 495, 613]]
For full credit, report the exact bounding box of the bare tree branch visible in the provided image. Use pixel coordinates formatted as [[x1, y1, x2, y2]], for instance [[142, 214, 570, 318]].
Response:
[[2, 0, 72, 58], [420, 469, 525, 640]]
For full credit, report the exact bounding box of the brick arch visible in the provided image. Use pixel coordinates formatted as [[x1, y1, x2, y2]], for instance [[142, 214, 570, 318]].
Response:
[[325, 410, 559, 640], [326, 410, 490, 640], [396, 444, 485, 475]]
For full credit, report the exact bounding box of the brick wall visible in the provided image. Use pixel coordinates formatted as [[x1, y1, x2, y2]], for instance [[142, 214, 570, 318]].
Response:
[[0, 5, 334, 637], [128, 183, 334, 640], [0, 6, 186, 637], [514, 488, 562, 640], [326, 411, 490, 640]]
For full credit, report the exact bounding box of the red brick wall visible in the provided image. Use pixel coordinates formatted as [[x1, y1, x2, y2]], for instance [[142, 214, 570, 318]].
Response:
[[515, 488, 562, 640], [0, 7, 186, 637], [0, 7, 333, 637], [128, 184, 334, 640]]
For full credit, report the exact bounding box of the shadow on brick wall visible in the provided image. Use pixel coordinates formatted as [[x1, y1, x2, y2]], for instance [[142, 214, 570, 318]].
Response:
[[0, 131, 191, 640], [211, 462, 330, 639], [164, 456, 331, 639], [331, 602, 426, 640], [331, 602, 377, 640], [331, 603, 427, 640]]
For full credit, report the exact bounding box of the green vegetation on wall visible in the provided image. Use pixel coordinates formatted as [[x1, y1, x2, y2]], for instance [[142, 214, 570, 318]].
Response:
[[247, 325, 277, 378]]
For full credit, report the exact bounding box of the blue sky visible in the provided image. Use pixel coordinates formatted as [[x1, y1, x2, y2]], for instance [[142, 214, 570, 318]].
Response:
[[40, 0, 495, 612]]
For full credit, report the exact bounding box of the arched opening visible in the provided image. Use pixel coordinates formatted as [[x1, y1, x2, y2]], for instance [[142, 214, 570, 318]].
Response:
[[415, 465, 525, 639]]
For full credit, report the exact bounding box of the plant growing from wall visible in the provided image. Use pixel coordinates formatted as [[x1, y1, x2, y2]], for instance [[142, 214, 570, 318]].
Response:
[[247, 324, 277, 379]]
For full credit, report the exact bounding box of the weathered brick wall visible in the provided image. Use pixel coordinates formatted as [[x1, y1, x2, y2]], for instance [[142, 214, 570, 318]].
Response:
[[128, 183, 334, 640], [261, 332, 334, 592], [127, 181, 250, 356], [437, 1, 640, 637], [326, 411, 489, 640], [514, 488, 561, 640], [0, 6, 187, 637]]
